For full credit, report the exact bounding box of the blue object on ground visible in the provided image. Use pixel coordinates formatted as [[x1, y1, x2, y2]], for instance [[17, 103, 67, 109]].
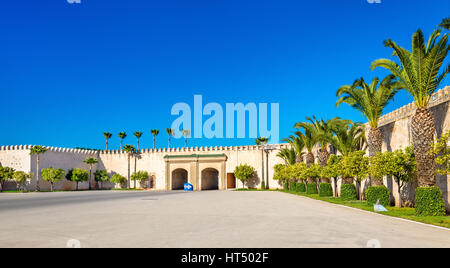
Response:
[[184, 183, 193, 191], [374, 200, 388, 212]]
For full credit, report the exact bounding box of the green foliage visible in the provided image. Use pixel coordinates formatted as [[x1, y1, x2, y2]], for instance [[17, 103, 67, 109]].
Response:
[[306, 183, 318, 195], [292, 162, 307, 181], [273, 164, 288, 182], [341, 184, 357, 201], [41, 167, 65, 191], [111, 173, 127, 185], [321, 154, 342, 179], [283, 182, 289, 190], [94, 170, 110, 182], [336, 75, 400, 128], [29, 145, 48, 155], [366, 186, 390, 207], [134, 131, 143, 139], [440, 17, 450, 30], [84, 157, 98, 166], [319, 183, 333, 197], [255, 137, 269, 145], [13, 171, 33, 184], [277, 148, 297, 165], [432, 130, 450, 175], [289, 181, 297, 191], [122, 144, 136, 153], [131, 171, 149, 182], [331, 122, 366, 157], [341, 151, 369, 182], [371, 29, 449, 108], [371, 147, 416, 188], [261, 180, 265, 190], [234, 164, 255, 187], [295, 182, 306, 192], [415, 187, 446, 216], [305, 164, 321, 182], [0, 166, 16, 191], [71, 169, 89, 183], [118, 132, 127, 140], [103, 132, 112, 139]]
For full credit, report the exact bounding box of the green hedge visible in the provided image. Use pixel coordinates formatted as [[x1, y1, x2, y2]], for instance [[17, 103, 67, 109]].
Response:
[[366, 186, 390, 207], [283, 182, 289, 190], [289, 181, 297, 191], [319, 183, 333, 197], [296, 182, 306, 193], [341, 184, 357, 201], [261, 180, 265, 190], [306, 183, 318, 195], [415, 186, 446, 216]]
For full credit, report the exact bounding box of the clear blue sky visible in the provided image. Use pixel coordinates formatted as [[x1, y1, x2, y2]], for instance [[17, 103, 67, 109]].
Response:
[[0, 0, 449, 150]]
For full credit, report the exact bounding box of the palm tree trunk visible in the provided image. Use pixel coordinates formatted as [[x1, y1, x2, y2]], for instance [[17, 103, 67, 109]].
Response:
[[266, 150, 269, 189], [185, 137, 187, 148], [168, 136, 171, 149], [127, 155, 131, 189], [89, 167, 92, 190], [36, 156, 40, 192], [318, 148, 330, 183], [50, 182, 53, 192], [305, 151, 314, 183], [106, 139, 109, 150], [368, 127, 383, 186], [134, 155, 137, 189], [261, 149, 264, 189], [137, 139, 140, 152], [120, 140, 123, 151], [411, 108, 436, 187], [153, 136, 156, 149]]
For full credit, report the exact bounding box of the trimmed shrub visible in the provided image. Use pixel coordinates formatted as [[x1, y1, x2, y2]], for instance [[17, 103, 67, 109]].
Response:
[[296, 182, 306, 193], [261, 180, 265, 190], [319, 183, 333, 197], [366, 186, 390, 207], [341, 184, 357, 201], [306, 183, 318, 195], [415, 186, 446, 216], [289, 181, 297, 191], [283, 182, 289, 190]]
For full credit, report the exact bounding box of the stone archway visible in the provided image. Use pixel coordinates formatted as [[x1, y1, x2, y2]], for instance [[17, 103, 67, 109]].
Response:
[[201, 168, 219, 191], [171, 168, 188, 190]]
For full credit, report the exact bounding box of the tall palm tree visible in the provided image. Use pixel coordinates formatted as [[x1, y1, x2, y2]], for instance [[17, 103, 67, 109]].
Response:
[[103, 132, 112, 150], [277, 148, 297, 166], [336, 76, 401, 185], [134, 131, 143, 152], [166, 128, 174, 149], [122, 145, 135, 189], [371, 29, 449, 187], [305, 116, 348, 183], [282, 135, 305, 163], [118, 132, 127, 151], [255, 137, 269, 188], [84, 157, 98, 190], [151, 129, 160, 149], [294, 122, 317, 168], [331, 122, 366, 157], [29, 145, 48, 192], [182, 129, 191, 148], [440, 17, 450, 30]]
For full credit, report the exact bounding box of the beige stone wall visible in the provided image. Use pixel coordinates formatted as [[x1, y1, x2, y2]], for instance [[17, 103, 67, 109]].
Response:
[[367, 86, 450, 210]]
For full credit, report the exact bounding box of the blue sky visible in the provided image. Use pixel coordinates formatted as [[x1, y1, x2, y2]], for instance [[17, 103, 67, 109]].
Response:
[[0, 0, 449, 150]]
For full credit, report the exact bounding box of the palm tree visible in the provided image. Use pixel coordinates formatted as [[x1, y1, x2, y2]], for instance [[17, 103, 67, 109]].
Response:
[[305, 116, 348, 183], [440, 17, 450, 30], [182, 129, 191, 148], [336, 76, 401, 185], [277, 148, 297, 166], [294, 123, 317, 168], [134, 131, 143, 152], [255, 137, 269, 188], [84, 157, 98, 190], [151, 129, 160, 149], [122, 145, 135, 189], [166, 128, 174, 149], [103, 132, 112, 150], [118, 132, 127, 151], [29, 145, 48, 192], [331, 122, 367, 157], [371, 29, 449, 187], [282, 135, 305, 162]]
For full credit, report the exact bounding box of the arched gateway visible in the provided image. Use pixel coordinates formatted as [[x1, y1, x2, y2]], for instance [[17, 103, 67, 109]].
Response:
[[164, 154, 227, 191]]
